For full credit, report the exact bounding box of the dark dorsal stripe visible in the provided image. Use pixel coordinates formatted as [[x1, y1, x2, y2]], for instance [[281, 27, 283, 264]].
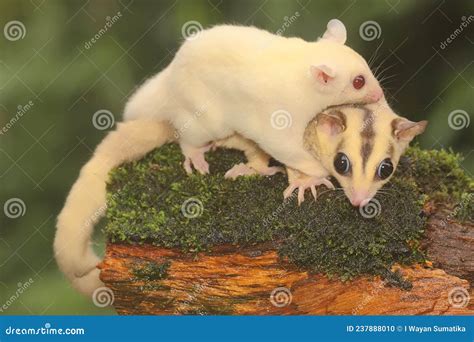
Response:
[[360, 108, 375, 171], [387, 142, 394, 158]]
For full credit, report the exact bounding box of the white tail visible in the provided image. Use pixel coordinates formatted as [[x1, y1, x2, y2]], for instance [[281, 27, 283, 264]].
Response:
[[54, 119, 174, 296]]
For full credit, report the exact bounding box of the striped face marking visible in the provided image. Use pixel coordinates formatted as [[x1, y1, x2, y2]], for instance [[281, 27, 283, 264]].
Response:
[[333, 106, 397, 206], [360, 108, 375, 171], [333, 107, 394, 181]]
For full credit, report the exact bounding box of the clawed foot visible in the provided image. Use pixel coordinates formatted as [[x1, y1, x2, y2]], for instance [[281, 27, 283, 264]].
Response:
[[181, 143, 213, 175], [283, 176, 335, 205], [224, 163, 284, 179]]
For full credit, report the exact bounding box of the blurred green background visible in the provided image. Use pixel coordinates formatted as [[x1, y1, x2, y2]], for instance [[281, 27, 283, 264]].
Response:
[[0, 0, 472, 315]]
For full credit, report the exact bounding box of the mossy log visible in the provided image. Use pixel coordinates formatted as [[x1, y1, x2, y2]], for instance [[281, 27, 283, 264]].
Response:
[[99, 212, 473, 315], [100, 144, 473, 315]]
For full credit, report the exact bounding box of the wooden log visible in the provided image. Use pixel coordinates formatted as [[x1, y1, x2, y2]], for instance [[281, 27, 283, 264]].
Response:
[[422, 207, 474, 285], [99, 242, 473, 315], [98, 197, 474, 315], [99, 204, 474, 315]]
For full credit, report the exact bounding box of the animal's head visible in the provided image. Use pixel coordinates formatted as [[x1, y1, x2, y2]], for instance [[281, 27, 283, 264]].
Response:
[[309, 19, 383, 105], [304, 101, 428, 207]]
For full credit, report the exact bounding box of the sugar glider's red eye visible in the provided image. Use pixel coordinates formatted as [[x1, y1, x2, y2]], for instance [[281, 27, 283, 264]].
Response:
[[353, 75, 365, 89]]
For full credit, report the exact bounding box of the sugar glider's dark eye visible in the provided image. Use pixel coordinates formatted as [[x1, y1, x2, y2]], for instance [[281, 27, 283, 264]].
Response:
[[353, 75, 365, 89], [377, 158, 393, 179], [334, 152, 351, 175]]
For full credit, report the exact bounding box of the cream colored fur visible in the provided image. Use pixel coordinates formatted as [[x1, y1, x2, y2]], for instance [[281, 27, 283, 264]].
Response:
[[54, 120, 174, 296]]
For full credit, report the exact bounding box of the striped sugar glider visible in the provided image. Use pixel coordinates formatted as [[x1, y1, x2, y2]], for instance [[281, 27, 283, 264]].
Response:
[[55, 19, 386, 296], [301, 100, 427, 207]]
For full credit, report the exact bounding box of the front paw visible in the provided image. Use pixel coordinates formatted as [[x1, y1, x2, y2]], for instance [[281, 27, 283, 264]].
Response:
[[283, 176, 334, 205]]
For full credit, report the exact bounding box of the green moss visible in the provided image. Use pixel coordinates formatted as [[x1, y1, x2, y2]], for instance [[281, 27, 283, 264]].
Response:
[[104, 144, 472, 288], [398, 146, 473, 203], [132, 260, 171, 281]]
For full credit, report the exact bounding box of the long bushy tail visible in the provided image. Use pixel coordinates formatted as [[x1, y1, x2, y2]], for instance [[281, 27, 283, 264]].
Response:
[[54, 119, 174, 297]]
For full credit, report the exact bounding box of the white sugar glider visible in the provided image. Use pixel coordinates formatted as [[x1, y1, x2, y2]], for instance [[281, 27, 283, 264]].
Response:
[[124, 19, 385, 192], [55, 19, 388, 296]]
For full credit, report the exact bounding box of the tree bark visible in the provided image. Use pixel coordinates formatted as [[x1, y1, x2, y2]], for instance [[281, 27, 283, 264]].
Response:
[[422, 207, 474, 284], [99, 208, 474, 315]]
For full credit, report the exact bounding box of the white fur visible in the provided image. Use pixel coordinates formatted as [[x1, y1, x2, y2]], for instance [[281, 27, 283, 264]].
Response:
[[322, 19, 347, 44]]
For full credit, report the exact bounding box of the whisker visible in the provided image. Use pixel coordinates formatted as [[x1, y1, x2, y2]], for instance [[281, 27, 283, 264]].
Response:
[[379, 73, 398, 82], [368, 40, 384, 68], [380, 82, 396, 89], [379, 75, 398, 86], [376, 63, 397, 80], [373, 58, 388, 78]]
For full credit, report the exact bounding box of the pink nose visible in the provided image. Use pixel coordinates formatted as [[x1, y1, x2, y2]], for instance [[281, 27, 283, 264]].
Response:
[[350, 192, 372, 207], [366, 89, 384, 102]]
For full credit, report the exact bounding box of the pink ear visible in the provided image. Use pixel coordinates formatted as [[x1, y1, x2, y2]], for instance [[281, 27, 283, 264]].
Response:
[[316, 111, 346, 136], [310, 64, 336, 85], [392, 118, 428, 142]]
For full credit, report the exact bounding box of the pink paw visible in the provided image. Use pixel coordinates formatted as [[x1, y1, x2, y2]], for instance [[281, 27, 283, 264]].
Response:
[[283, 177, 334, 205], [181, 143, 212, 175], [183, 154, 210, 175]]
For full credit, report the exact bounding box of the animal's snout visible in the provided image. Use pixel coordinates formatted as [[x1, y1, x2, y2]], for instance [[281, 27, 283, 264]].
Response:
[[350, 191, 372, 207], [365, 88, 384, 103]]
